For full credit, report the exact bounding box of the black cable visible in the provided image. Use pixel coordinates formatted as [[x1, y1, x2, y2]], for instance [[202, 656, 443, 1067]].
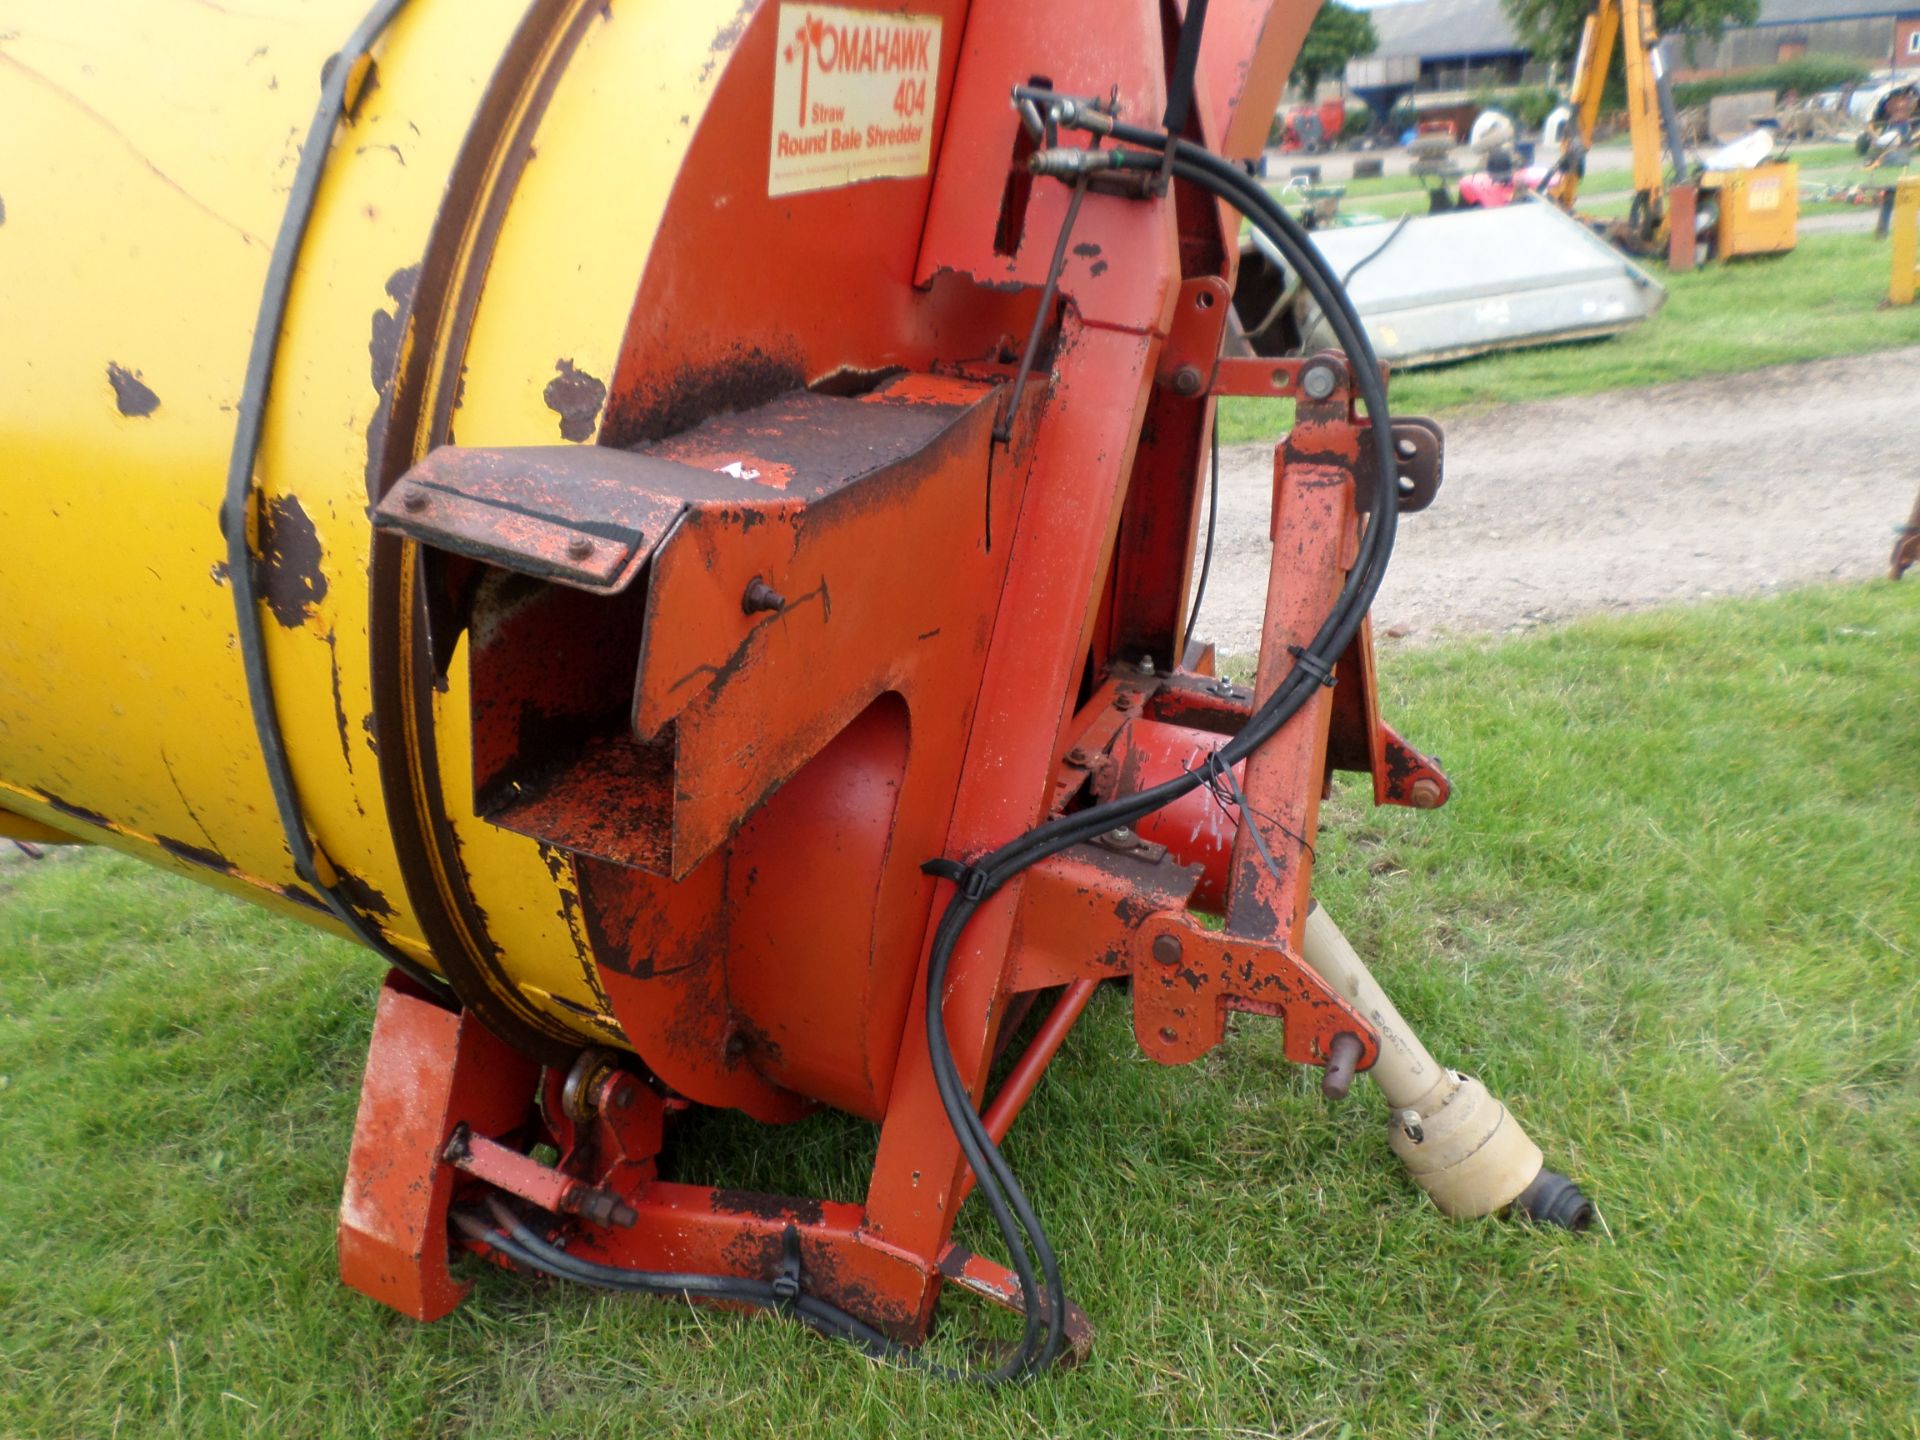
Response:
[[1181, 414, 1219, 656], [1340, 211, 1412, 288], [444, 97, 1401, 1389], [1161, 0, 1212, 137], [218, 0, 451, 1001], [994, 177, 1090, 446], [455, 1205, 910, 1361], [912, 101, 1404, 1382]]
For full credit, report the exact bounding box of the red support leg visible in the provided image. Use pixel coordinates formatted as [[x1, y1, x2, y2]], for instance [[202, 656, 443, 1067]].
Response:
[[1223, 370, 1361, 949], [337, 972, 539, 1320]]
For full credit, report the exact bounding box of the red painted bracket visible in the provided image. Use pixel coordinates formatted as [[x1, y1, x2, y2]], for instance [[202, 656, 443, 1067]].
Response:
[[1004, 843, 1377, 1074], [1377, 721, 1451, 810], [1154, 276, 1234, 393], [1130, 911, 1379, 1070], [1213, 354, 1313, 400], [337, 972, 538, 1321], [938, 1244, 1094, 1364]]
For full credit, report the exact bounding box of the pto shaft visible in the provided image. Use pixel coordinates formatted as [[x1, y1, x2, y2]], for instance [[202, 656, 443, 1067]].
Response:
[[1302, 905, 1593, 1229]]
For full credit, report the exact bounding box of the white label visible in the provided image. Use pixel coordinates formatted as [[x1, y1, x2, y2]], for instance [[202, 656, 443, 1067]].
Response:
[[769, 4, 941, 197]]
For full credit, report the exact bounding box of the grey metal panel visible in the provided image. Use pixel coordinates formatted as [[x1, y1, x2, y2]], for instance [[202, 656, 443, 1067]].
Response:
[[1295, 201, 1667, 368], [1346, 55, 1422, 88]]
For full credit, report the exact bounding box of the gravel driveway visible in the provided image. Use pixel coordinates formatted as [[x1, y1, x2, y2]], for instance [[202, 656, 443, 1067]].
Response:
[[1196, 346, 1920, 652]]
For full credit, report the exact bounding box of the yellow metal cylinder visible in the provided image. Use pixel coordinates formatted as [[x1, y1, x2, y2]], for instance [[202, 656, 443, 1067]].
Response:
[[1891, 177, 1920, 308], [0, 0, 736, 1043]]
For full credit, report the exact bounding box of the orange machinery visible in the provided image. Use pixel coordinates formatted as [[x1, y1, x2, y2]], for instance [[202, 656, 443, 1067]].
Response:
[[0, 0, 1589, 1378]]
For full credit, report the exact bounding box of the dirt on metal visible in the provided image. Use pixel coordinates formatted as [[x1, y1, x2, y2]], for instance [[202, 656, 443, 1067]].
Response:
[[1205, 347, 1920, 650]]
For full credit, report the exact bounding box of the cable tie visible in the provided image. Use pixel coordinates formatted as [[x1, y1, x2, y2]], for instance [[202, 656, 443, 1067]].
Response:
[[1286, 644, 1337, 688], [921, 857, 991, 902], [771, 1225, 803, 1315]]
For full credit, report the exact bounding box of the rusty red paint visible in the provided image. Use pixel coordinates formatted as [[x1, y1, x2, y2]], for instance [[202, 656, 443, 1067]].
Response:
[[938, 1244, 1096, 1363], [331, 0, 1447, 1358], [1129, 914, 1377, 1069]]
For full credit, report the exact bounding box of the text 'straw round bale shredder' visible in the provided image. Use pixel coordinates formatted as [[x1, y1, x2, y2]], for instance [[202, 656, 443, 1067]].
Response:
[[0, 0, 1592, 1376]]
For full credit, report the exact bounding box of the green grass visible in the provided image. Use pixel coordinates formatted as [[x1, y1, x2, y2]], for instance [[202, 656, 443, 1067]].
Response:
[[1220, 230, 1920, 443], [1295, 181, 1868, 225], [1266, 169, 1439, 201], [4, 582, 1919, 1436], [1273, 150, 1882, 230], [1777, 142, 1876, 171], [1264, 144, 1865, 210]]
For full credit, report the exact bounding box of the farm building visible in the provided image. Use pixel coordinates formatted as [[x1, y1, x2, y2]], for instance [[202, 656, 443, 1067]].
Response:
[[1363, 0, 1538, 93], [1359, 0, 1919, 88], [1663, 0, 1920, 74]]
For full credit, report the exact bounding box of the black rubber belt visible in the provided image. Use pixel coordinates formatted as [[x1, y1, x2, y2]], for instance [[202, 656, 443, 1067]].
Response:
[[219, 0, 451, 1000]]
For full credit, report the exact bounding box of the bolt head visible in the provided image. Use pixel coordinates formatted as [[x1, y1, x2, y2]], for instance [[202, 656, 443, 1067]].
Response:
[[1106, 826, 1134, 845], [401, 484, 429, 513], [1151, 933, 1182, 966], [1408, 777, 1443, 809], [1300, 363, 1340, 401], [566, 535, 595, 561], [1158, 1026, 1179, 1044], [741, 578, 787, 615], [1170, 364, 1204, 396]]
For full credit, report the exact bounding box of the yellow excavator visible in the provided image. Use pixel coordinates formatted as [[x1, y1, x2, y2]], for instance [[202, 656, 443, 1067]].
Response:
[[1546, 0, 1797, 264]]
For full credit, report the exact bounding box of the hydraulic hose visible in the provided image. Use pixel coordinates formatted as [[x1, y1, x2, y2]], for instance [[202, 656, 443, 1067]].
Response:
[[455, 99, 1404, 1386], [455, 1203, 905, 1358], [1181, 416, 1219, 654], [910, 100, 1406, 1380]]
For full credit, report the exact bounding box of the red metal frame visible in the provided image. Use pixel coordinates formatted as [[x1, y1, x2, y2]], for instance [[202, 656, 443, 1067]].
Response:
[[339, 0, 1454, 1356], [338, 976, 538, 1321]]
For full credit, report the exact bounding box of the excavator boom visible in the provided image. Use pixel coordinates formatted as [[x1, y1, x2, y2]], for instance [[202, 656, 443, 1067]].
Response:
[[1550, 0, 1688, 236]]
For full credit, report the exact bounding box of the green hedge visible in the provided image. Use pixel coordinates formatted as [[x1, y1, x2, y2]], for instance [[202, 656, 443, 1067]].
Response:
[[1670, 56, 1871, 110]]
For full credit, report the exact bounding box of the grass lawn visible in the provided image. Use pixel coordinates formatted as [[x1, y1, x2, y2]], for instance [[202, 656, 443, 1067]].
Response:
[[1287, 180, 1872, 223], [1219, 230, 1920, 443], [1266, 143, 1866, 202], [4, 582, 1917, 1437]]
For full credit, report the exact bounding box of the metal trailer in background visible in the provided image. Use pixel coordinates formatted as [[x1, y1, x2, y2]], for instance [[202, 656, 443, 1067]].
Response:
[[1235, 199, 1667, 368]]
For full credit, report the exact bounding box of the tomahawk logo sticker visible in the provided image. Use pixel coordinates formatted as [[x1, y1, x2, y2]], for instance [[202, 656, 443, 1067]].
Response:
[[769, 5, 941, 197]]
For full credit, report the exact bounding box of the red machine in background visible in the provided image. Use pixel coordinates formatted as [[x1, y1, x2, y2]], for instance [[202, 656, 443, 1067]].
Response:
[[1279, 95, 1350, 151]]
